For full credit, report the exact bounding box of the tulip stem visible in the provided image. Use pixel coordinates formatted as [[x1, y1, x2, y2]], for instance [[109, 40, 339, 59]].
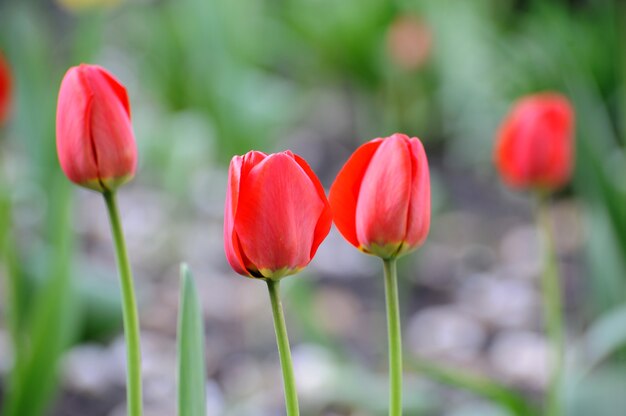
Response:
[[536, 194, 564, 416], [103, 190, 143, 416], [266, 279, 300, 416], [383, 257, 403, 416]]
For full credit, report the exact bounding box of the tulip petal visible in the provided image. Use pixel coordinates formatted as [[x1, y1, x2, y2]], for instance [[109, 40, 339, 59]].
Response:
[[234, 153, 324, 276], [84, 66, 137, 188], [403, 137, 430, 250], [56, 67, 101, 189], [97, 66, 131, 118], [224, 152, 268, 277], [355, 135, 412, 255], [292, 154, 332, 259], [224, 155, 248, 276], [328, 139, 382, 248], [542, 100, 573, 186], [0, 52, 11, 125]]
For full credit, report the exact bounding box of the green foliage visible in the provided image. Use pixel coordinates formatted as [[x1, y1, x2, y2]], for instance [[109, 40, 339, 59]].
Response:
[[1, 178, 78, 416], [177, 264, 207, 416], [407, 357, 537, 416], [0, 4, 123, 414]]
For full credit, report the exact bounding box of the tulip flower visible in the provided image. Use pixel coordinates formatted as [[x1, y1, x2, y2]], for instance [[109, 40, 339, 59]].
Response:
[[329, 133, 431, 416], [224, 150, 332, 280], [56, 64, 143, 416], [386, 15, 433, 72], [56, 64, 137, 193], [493, 93, 575, 416], [224, 150, 332, 416], [494, 93, 574, 191], [329, 133, 430, 260], [0, 52, 11, 126]]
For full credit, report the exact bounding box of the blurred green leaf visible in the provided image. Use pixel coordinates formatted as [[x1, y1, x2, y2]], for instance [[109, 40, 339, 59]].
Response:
[[76, 271, 124, 342], [283, 0, 392, 85], [576, 304, 626, 374], [2, 178, 78, 416], [566, 363, 626, 416], [407, 357, 537, 416], [572, 82, 626, 310], [177, 264, 207, 416]]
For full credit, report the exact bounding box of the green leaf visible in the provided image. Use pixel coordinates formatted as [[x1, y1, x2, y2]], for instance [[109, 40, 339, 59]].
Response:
[[577, 304, 626, 374], [177, 264, 207, 416], [2, 177, 78, 416], [565, 364, 626, 416], [407, 357, 537, 416]]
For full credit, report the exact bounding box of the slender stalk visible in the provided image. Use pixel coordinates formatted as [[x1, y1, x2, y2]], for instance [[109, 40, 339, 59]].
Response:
[[536, 194, 564, 416], [266, 279, 300, 416], [383, 258, 402, 416], [618, 1, 626, 144], [0, 147, 22, 362], [0, 188, 25, 413], [103, 190, 143, 416], [0, 194, 21, 359]]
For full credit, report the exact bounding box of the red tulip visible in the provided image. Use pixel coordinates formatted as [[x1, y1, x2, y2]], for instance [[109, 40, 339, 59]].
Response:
[[386, 14, 433, 71], [494, 93, 574, 190], [56, 64, 137, 192], [0, 51, 11, 126], [329, 133, 430, 259], [224, 150, 332, 279]]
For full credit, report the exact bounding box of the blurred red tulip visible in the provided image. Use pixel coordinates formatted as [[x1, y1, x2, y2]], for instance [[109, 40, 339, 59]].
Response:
[[0, 52, 12, 126], [56, 64, 137, 192], [494, 93, 574, 190], [386, 15, 433, 71], [329, 133, 430, 259], [224, 150, 332, 279]]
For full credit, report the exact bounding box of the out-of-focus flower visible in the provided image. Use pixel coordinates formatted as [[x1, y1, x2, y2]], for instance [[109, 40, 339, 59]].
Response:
[[56, 0, 122, 13], [329, 133, 430, 259], [494, 93, 574, 191], [224, 150, 332, 279], [386, 15, 433, 71], [56, 64, 137, 192], [0, 51, 12, 126]]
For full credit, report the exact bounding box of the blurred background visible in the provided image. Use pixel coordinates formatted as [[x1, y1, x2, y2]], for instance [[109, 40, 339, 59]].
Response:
[[0, 0, 625, 415]]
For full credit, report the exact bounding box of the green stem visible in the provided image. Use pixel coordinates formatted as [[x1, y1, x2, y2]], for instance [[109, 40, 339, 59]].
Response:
[[0, 192, 20, 358], [384, 258, 403, 416], [267, 279, 300, 416], [618, 1, 626, 145], [536, 194, 564, 416], [103, 191, 143, 416], [0, 187, 25, 412]]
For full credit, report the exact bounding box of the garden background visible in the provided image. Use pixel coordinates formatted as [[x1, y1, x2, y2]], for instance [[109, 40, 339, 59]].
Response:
[[0, 0, 625, 415]]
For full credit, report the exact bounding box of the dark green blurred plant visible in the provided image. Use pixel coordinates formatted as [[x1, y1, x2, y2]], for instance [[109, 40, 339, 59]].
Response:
[[0, 6, 77, 414], [0, 3, 123, 415]]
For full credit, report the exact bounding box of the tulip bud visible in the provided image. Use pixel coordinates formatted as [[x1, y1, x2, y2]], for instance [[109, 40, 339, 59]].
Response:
[[386, 15, 433, 72], [0, 51, 12, 126], [56, 64, 137, 192], [494, 93, 574, 191], [224, 150, 332, 279], [329, 133, 430, 259]]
